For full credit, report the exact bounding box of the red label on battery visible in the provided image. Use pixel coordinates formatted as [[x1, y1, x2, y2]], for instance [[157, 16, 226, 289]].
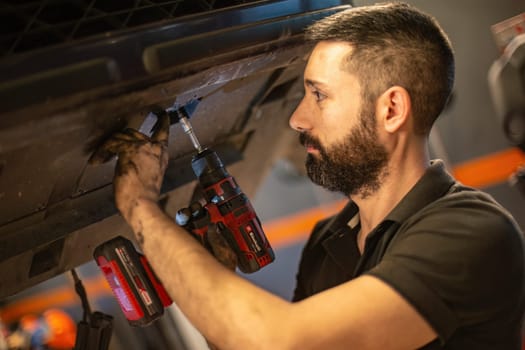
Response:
[[97, 256, 144, 321]]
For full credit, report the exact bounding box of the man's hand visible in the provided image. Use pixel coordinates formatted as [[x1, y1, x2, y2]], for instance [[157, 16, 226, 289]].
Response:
[[207, 223, 238, 271], [89, 114, 170, 228], [177, 203, 238, 271]]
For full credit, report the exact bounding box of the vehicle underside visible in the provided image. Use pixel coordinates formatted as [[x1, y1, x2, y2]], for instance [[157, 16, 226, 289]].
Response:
[[0, 0, 353, 299]]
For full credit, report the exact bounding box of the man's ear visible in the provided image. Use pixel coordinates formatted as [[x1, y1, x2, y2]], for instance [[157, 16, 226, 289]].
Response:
[[376, 86, 411, 133]]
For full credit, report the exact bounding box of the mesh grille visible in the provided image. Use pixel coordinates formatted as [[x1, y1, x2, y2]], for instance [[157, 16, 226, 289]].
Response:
[[0, 0, 259, 57]]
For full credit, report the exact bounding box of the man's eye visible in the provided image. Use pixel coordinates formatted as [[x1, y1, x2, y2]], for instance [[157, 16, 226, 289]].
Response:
[[312, 90, 326, 102]]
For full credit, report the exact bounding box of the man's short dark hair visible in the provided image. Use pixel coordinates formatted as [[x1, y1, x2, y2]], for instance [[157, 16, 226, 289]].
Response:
[[306, 2, 455, 135]]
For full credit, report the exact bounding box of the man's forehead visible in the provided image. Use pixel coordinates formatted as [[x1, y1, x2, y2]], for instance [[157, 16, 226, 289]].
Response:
[[308, 41, 353, 63], [305, 41, 353, 73], [303, 41, 355, 84]]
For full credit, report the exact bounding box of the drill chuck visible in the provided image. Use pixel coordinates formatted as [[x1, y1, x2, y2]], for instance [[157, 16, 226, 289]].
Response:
[[191, 149, 228, 188]]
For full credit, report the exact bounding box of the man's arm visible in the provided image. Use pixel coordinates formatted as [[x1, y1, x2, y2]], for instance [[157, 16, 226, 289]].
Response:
[[131, 200, 438, 349], [92, 118, 437, 349]]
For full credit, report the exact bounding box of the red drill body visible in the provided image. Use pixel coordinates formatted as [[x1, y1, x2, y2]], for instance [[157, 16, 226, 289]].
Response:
[[190, 148, 275, 272]]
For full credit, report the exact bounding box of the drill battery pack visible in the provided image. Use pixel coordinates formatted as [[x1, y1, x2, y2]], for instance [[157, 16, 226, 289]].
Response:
[[94, 236, 172, 326]]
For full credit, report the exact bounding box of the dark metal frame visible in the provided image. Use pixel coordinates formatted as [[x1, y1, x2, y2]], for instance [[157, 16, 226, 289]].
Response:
[[0, 0, 352, 299]]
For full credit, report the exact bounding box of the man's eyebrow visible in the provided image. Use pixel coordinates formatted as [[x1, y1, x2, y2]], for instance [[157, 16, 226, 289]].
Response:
[[305, 79, 327, 88]]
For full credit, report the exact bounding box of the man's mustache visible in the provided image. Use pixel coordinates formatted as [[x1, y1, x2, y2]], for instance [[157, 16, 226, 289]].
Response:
[[299, 133, 323, 151]]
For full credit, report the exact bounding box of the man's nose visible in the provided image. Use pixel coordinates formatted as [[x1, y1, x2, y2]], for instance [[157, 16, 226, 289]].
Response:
[[289, 98, 311, 132]]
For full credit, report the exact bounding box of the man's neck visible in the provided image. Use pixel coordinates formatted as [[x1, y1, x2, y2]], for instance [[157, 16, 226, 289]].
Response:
[[353, 148, 430, 252]]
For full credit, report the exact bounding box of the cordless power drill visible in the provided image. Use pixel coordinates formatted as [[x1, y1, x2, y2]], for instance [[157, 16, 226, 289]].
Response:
[[93, 100, 274, 326], [172, 99, 275, 273]]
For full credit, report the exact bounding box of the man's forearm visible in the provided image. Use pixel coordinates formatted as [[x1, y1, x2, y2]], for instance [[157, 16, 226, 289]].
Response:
[[129, 199, 293, 349]]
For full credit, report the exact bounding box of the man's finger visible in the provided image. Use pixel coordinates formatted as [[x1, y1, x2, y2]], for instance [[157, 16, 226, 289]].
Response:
[[121, 128, 150, 141], [88, 137, 132, 165], [151, 113, 170, 144], [89, 128, 150, 165], [175, 207, 192, 226], [208, 224, 237, 271], [88, 147, 116, 165]]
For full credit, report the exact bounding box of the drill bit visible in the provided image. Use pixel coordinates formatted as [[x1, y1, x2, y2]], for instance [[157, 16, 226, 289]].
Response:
[[165, 98, 203, 153], [178, 116, 203, 153]]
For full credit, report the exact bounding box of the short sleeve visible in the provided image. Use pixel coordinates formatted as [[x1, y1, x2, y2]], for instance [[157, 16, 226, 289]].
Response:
[[366, 191, 525, 343]]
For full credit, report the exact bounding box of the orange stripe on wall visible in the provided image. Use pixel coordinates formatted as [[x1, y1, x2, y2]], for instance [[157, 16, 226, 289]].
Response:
[[0, 288, 77, 324], [0, 276, 110, 324], [451, 147, 525, 188], [263, 199, 347, 247]]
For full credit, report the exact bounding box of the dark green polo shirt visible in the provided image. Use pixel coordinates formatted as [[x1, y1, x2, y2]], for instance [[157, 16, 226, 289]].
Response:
[[293, 160, 525, 349]]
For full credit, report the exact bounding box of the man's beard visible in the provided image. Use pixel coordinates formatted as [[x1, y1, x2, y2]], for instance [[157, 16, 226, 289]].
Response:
[[300, 110, 389, 197]]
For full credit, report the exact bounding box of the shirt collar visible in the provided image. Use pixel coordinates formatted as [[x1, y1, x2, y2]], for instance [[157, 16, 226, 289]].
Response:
[[384, 159, 456, 223], [334, 159, 456, 228], [320, 160, 456, 273]]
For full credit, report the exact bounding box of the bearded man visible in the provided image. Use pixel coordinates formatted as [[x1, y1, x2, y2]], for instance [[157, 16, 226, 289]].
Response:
[[94, 2, 525, 349]]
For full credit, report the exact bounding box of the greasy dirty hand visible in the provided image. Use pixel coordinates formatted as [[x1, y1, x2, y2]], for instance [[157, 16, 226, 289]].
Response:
[[89, 114, 170, 226], [177, 203, 238, 271], [207, 223, 238, 271]]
